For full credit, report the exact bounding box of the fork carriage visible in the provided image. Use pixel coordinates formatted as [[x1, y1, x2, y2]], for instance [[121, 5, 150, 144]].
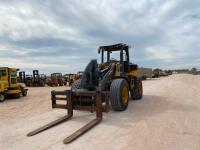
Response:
[[27, 89, 110, 144]]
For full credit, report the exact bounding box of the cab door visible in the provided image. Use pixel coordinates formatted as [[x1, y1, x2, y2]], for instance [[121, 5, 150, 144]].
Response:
[[0, 69, 7, 92], [8, 68, 18, 87], [0, 68, 8, 86]]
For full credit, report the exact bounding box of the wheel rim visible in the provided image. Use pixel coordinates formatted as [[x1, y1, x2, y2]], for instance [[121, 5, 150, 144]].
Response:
[[122, 86, 129, 103], [0, 94, 5, 101]]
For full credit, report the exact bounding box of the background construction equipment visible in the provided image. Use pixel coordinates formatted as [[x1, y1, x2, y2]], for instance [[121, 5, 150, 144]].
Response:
[[47, 73, 66, 86], [0, 67, 28, 102]]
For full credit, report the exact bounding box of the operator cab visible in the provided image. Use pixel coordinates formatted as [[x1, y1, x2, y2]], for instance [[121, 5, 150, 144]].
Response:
[[79, 43, 138, 91], [98, 43, 136, 74], [0, 67, 19, 86]]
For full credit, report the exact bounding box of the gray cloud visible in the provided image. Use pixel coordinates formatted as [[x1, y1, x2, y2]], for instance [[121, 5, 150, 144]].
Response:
[[0, 0, 200, 74]]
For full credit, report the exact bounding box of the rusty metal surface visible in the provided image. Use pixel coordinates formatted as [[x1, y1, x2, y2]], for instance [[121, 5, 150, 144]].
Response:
[[53, 104, 68, 109], [63, 118, 102, 144], [63, 92, 103, 144], [27, 115, 72, 136], [52, 90, 68, 95]]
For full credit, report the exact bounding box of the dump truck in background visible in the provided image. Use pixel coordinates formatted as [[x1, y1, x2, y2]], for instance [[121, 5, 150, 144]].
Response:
[[137, 68, 152, 80]]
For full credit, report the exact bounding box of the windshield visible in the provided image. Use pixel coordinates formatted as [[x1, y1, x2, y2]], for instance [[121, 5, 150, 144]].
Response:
[[64, 74, 70, 77], [10, 71, 17, 77], [0, 70, 6, 76], [110, 51, 120, 61]]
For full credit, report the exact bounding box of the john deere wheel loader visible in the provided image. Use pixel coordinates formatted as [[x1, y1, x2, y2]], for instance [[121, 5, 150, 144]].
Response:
[[0, 67, 28, 102], [27, 43, 143, 144]]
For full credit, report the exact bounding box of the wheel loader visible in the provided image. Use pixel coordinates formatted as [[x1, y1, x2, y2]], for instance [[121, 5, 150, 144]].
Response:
[[48, 73, 66, 86], [64, 73, 78, 86], [76, 71, 83, 79], [0, 67, 28, 102], [27, 43, 143, 144], [64, 71, 84, 86]]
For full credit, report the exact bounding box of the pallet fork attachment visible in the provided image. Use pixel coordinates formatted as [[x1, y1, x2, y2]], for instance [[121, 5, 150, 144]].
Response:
[[27, 115, 72, 137], [27, 90, 109, 144]]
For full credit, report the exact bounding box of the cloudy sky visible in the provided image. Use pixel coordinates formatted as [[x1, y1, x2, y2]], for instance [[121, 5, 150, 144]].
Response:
[[0, 0, 199, 74]]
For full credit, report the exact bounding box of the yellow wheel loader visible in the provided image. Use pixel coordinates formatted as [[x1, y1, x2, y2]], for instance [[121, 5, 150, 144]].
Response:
[[0, 67, 28, 102], [64, 73, 78, 86], [27, 43, 143, 144]]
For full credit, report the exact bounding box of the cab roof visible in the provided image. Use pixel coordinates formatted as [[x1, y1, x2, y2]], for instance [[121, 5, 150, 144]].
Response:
[[0, 67, 19, 71], [98, 43, 129, 52]]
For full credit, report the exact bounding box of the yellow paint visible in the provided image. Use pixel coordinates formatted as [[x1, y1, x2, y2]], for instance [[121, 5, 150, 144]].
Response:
[[6, 89, 21, 94], [0, 67, 21, 95], [0, 81, 6, 92], [122, 86, 129, 103], [114, 63, 121, 77], [126, 70, 138, 76]]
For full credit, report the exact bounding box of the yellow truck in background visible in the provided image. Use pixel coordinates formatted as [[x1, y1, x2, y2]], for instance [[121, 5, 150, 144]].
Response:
[[0, 67, 28, 102]]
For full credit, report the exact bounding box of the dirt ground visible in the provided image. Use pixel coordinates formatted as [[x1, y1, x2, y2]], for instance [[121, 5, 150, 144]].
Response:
[[0, 74, 200, 150]]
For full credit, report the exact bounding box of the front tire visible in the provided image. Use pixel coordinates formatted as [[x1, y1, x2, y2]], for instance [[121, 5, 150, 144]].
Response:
[[110, 79, 129, 111], [22, 89, 27, 96], [0, 93, 5, 102]]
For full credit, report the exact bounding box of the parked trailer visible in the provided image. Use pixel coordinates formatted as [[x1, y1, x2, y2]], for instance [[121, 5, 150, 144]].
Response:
[[137, 68, 152, 80]]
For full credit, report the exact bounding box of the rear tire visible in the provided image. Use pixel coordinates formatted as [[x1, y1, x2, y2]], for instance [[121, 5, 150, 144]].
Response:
[[130, 78, 143, 100], [0, 93, 5, 102], [110, 79, 129, 111]]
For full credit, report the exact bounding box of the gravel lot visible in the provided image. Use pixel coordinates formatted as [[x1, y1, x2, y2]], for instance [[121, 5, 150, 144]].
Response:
[[0, 74, 200, 150]]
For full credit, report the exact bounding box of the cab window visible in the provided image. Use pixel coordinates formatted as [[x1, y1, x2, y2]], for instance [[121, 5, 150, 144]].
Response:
[[10, 71, 17, 77], [0, 70, 6, 76]]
